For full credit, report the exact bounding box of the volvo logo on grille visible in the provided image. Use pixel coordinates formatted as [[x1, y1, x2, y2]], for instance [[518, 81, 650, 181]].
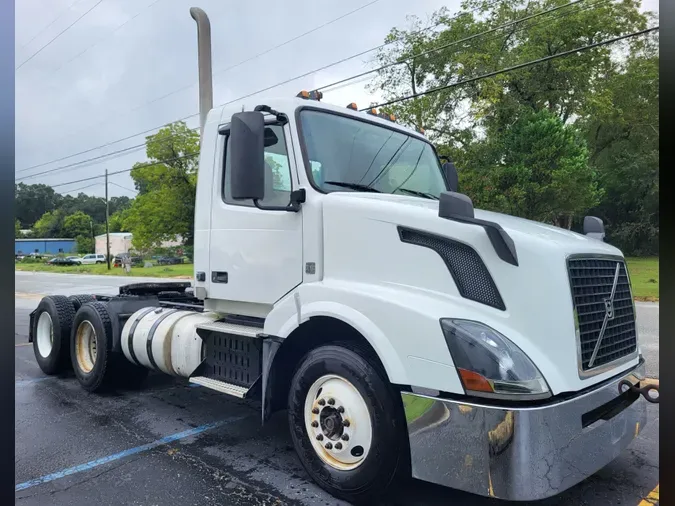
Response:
[[603, 297, 615, 320], [588, 262, 621, 368]]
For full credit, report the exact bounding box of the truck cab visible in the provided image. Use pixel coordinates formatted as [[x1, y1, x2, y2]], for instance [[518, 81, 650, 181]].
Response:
[[30, 92, 653, 504]]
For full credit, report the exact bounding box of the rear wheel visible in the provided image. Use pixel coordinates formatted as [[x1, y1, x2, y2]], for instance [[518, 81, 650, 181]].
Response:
[[71, 302, 148, 392], [32, 295, 75, 375], [68, 294, 96, 311], [287, 344, 406, 504]]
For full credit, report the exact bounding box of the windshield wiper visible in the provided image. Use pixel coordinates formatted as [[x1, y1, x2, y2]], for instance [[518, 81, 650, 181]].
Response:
[[323, 181, 381, 193], [397, 188, 439, 200]]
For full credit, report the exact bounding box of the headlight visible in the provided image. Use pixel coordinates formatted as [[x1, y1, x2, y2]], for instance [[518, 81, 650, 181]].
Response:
[[440, 319, 550, 400]]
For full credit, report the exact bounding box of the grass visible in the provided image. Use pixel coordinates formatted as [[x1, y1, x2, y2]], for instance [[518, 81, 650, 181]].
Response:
[[15, 262, 194, 278], [625, 257, 659, 301], [15, 257, 659, 300], [402, 395, 435, 423]]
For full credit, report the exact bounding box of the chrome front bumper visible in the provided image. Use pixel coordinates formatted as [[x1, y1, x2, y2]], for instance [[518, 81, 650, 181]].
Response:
[[402, 360, 647, 501]]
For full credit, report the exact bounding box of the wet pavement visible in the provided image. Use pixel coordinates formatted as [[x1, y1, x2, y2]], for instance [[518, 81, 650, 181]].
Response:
[[15, 272, 660, 505]]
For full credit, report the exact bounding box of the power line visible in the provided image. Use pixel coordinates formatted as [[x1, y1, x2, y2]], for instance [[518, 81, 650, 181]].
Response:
[[61, 182, 102, 193], [318, 0, 589, 93], [16, 0, 606, 181], [363, 26, 659, 111], [49, 153, 198, 189], [50, 0, 165, 75], [41, 25, 657, 191], [19, 0, 84, 50], [130, 0, 384, 114], [109, 181, 138, 194], [16, 0, 104, 70], [16, 143, 147, 180], [16, 0, 503, 174]]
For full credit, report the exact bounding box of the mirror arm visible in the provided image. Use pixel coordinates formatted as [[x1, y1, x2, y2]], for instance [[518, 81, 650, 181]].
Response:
[[254, 105, 289, 125], [253, 188, 306, 213]]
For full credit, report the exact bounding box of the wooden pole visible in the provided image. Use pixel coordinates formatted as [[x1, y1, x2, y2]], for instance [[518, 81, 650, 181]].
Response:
[[105, 169, 111, 270]]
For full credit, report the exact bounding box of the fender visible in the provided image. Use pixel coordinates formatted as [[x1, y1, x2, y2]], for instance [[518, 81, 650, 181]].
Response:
[[260, 299, 407, 424], [279, 300, 408, 381]]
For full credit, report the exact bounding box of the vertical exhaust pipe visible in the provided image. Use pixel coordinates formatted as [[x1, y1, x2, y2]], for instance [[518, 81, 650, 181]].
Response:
[[190, 7, 213, 140]]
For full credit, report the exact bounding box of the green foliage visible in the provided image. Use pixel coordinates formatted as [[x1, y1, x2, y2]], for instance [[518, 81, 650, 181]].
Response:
[[370, 0, 658, 252], [108, 210, 129, 233], [32, 210, 66, 238], [75, 235, 95, 255], [15, 183, 60, 228], [15, 219, 21, 238], [123, 121, 199, 251], [63, 211, 93, 238]]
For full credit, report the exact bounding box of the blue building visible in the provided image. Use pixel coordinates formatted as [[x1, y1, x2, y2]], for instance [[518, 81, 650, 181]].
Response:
[[15, 238, 76, 255]]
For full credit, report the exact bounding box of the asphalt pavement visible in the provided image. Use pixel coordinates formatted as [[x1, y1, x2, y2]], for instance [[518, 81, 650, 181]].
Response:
[[14, 272, 660, 505]]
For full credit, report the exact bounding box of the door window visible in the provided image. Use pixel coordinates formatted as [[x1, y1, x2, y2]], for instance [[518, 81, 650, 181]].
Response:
[[222, 124, 292, 207]]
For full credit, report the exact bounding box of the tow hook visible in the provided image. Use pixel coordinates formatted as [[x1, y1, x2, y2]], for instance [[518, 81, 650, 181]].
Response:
[[619, 380, 659, 404]]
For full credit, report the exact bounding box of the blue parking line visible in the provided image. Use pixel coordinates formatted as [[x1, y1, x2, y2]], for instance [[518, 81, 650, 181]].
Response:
[[15, 418, 240, 492], [15, 377, 51, 387]]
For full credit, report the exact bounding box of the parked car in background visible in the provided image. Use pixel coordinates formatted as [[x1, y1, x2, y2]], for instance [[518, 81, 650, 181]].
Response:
[[80, 254, 106, 265], [66, 256, 83, 265], [156, 256, 183, 265], [47, 257, 80, 266]]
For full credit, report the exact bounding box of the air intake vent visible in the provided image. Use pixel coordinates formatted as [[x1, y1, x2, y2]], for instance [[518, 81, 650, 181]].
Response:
[[398, 227, 505, 310], [568, 257, 637, 372]]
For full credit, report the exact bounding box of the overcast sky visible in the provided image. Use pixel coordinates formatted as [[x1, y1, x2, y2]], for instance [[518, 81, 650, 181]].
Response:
[[15, 0, 659, 199]]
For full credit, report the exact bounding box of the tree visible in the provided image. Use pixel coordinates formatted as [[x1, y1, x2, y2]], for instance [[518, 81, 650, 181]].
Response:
[[123, 122, 199, 250], [32, 210, 66, 238], [582, 43, 659, 254], [75, 235, 95, 255], [15, 219, 22, 238], [108, 210, 129, 233], [370, 0, 657, 246], [63, 211, 93, 239], [15, 183, 61, 228], [463, 110, 600, 226]]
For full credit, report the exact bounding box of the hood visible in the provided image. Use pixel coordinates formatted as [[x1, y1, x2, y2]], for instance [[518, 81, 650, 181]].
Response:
[[326, 192, 622, 257]]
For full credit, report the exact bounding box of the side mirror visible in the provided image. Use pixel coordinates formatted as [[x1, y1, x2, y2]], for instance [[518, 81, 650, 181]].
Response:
[[442, 161, 459, 192], [438, 191, 474, 219], [229, 111, 265, 201], [583, 216, 606, 242]]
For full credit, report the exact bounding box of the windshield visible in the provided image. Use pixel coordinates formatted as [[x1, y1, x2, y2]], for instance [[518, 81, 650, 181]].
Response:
[[298, 110, 447, 199]]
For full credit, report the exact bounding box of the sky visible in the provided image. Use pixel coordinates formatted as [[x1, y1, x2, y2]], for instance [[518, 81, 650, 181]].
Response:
[[14, 0, 659, 200]]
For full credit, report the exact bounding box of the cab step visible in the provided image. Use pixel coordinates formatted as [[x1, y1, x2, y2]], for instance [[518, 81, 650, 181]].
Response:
[[189, 376, 250, 398], [195, 320, 261, 338], [193, 317, 264, 397]]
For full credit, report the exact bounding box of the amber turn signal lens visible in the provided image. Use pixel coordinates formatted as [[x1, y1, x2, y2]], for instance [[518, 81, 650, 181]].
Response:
[[458, 368, 494, 393]]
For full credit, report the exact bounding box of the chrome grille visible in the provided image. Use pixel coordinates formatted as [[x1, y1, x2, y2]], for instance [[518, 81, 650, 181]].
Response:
[[568, 257, 637, 371]]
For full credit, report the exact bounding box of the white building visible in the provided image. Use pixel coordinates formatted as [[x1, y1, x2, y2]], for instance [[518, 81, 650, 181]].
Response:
[[95, 233, 133, 257], [95, 233, 184, 256]]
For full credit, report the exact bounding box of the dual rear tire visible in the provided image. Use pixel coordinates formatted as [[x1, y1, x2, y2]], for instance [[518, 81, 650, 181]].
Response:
[[32, 296, 147, 391]]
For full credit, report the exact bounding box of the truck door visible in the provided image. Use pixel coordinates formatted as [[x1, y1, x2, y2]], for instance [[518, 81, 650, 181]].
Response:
[[208, 120, 303, 308]]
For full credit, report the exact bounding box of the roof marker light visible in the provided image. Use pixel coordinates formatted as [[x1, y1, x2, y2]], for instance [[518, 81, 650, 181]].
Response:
[[366, 108, 378, 116], [346, 103, 358, 110], [297, 90, 322, 101]]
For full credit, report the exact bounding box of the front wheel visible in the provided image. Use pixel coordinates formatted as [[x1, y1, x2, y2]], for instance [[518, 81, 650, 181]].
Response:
[[287, 344, 407, 504]]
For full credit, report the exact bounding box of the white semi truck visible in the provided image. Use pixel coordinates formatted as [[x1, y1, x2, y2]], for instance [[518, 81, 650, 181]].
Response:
[[28, 8, 657, 504]]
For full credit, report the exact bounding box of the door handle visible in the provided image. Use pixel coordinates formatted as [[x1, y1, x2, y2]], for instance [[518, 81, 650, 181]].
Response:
[[211, 271, 228, 283]]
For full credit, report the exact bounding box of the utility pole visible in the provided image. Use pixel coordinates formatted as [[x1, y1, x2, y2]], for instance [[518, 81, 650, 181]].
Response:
[[105, 169, 111, 270]]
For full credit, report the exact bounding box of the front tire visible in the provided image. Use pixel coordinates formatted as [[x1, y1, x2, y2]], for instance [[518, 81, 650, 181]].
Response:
[[287, 344, 406, 504]]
